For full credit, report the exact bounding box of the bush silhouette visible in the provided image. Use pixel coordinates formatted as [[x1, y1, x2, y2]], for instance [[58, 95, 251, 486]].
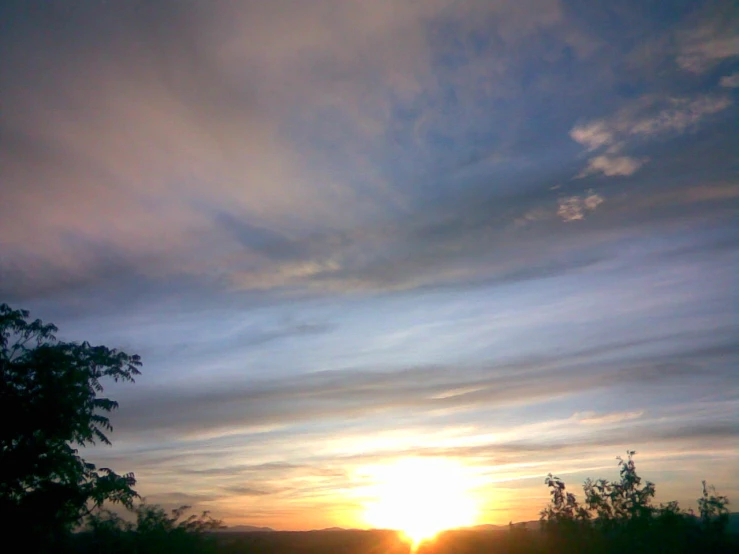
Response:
[[537, 451, 734, 554], [71, 502, 224, 554]]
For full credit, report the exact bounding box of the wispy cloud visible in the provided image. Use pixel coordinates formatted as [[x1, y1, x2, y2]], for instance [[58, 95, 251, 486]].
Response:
[[570, 95, 731, 177], [675, 7, 739, 73], [719, 72, 739, 88], [576, 156, 646, 178], [557, 191, 605, 221], [107, 330, 736, 441], [573, 410, 644, 425]]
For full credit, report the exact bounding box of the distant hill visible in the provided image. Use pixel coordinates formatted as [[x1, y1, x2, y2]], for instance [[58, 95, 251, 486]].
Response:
[[216, 513, 738, 535], [218, 525, 274, 533], [464, 524, 505, 531], [218, 525, 355, 533], [465, 521, 540, 532], [509, 520, 542, 531]]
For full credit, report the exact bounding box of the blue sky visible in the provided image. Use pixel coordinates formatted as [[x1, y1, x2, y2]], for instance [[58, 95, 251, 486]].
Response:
[[0, 0, 737, 529]]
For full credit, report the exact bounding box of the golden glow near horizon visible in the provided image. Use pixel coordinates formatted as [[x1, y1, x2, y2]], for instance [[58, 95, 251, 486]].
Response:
[[359, 457, 480, 546]]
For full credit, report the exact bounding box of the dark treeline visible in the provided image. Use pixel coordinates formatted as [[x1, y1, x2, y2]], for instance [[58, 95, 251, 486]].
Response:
[[2, 303, 736, 553]]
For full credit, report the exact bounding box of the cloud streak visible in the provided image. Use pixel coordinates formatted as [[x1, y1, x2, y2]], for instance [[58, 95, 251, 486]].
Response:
[[107, 329, 737, 442], [570, 95, 731, 178]]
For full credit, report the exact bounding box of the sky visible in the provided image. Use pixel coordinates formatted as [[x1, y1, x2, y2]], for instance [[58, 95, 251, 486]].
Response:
[[1, 0, 737, 530]]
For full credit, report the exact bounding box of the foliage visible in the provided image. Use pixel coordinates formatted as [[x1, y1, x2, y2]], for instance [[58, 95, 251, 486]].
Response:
[[538, 450, 735, 553], [70, 502, 225, 554], [0, 303, 141, 548], [699, 480, 730, 529], [540, 473, 590, 523], [582, 450, 656, 523]]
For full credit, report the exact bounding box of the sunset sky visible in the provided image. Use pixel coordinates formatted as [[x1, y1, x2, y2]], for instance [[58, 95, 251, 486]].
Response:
[[1, 0, 737, 530]]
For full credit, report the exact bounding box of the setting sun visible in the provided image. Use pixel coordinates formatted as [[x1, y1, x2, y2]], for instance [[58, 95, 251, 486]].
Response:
[[360, 458, 480, 546]]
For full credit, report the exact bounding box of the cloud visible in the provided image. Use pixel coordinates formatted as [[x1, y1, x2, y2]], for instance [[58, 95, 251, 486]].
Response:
[[0, 1, 736, 304], [146, 492, 221, 505], [571, 96, 732, 147], [224, 486, 273, 497], [557, 191, 604, 221], [103, 400, 739, 515], [569, 122, 614, 151], [573, 411, 644, 425], [675, 7, 739, 73], [576, 155, 646, 178], [626, 96, 732, 137], [0, 0, 587, 302], [677, 35, 739, 73], [107, 332, 737, 441], [719, 72, 739, 88], [221, 320, 335, 350], [409, 422, 739, 470], [570, 95, 731, 177]]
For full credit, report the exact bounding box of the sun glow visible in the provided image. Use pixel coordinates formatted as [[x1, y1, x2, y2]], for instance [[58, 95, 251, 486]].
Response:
[[360, 458, 479, 547]]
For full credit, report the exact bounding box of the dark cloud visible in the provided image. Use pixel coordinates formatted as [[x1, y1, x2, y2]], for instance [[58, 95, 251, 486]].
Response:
[[223, 486, 273, 497], [233, 321, 335, 349], [215, 213, 308, 262], [147, 492, 221, 505]]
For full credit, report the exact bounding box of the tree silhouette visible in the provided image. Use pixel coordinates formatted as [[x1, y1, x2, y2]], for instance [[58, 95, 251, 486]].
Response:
[[0, 303, 141, 549]]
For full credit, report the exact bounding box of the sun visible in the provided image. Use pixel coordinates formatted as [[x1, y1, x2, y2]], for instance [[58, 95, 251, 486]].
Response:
[[360, 458, 479, 547]]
